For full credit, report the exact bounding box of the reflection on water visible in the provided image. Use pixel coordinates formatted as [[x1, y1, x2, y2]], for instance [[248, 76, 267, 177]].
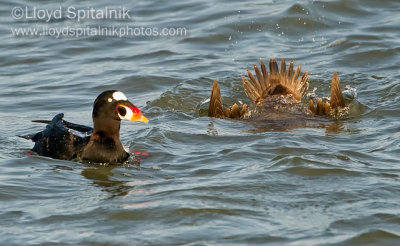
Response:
[[81, 165, 131, 198], [80, 154, 148, 199]]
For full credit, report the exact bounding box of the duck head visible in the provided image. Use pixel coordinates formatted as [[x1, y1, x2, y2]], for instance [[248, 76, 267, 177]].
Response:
[[92, 90, 148, 133]]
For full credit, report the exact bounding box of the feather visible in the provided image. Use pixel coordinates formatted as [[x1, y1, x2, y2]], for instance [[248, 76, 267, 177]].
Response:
[[325, 102, 332, 115], [254, 65, 266, 92], [231, 103, 240, 118], [316, 98, 325, 115], [260, 60, 269, 89], [225, 108, 231, 118], [309, 99, 316, 114], [330, 73, 345, 109], [241, 104, 247, 117], [242, 77, 262, 104], [208, 80, 224, 118]]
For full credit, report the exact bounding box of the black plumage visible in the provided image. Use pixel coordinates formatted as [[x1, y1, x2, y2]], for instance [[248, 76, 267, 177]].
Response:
[[23, 90, 148, 164]]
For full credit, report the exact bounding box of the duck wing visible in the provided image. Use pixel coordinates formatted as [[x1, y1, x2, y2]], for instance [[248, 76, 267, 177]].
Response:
[[208, 80, 247, 119], [330, 72, 346, 108], [208, 80, 224, 118], [309, 72, 347, 117], [25, 113, 91, 160], [32, 119, 93, 133]]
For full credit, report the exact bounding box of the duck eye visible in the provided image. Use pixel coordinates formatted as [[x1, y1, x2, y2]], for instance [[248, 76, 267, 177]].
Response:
[[117, 106, 126, 116]]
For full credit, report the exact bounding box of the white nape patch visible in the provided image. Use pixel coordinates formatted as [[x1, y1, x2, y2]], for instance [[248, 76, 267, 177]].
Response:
[[112, 91, 128, 101], [108, 98, 113, 102]]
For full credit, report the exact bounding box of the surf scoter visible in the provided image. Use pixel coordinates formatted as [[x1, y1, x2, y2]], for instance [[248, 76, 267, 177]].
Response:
[[208, 58, 348, 120], [23, 90, 148, 164]]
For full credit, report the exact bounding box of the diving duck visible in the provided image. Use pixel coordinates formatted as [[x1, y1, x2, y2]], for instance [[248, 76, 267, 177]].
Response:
[[208, 58, 348, 121], [23, 90, 148, 164]]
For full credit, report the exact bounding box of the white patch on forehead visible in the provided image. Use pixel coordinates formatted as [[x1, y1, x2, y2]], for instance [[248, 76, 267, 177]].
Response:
[[107, 98, 112, 102], [112, 91, 127, 101]]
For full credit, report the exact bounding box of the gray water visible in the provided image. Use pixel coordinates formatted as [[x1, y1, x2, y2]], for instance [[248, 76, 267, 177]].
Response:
[[1, 0, 400, 245]]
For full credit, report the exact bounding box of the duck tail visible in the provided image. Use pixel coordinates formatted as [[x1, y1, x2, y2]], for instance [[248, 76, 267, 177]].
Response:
[[208, 80, 247, 119], [309, 72, 346, 116], [244, 58, 309, 104]]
